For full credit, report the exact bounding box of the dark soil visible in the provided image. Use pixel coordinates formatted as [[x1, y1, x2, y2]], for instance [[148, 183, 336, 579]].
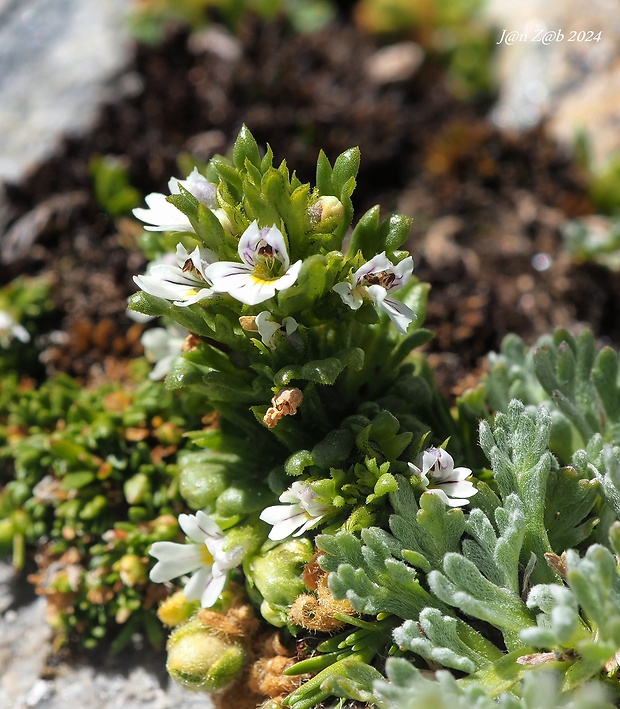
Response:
[[1, 16, 615, 395]]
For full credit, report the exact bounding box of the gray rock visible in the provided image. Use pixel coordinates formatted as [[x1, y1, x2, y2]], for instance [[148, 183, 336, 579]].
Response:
[[0, 0, 132, 186], [483, 0, 620, 170], [0, 562, 212, 709]]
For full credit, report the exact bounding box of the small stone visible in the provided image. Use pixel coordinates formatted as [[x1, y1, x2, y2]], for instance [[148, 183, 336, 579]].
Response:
[[365, 42, 425, 85]]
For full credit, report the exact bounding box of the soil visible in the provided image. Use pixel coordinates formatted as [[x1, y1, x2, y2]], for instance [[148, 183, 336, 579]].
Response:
[[0, 15, 614, 396]]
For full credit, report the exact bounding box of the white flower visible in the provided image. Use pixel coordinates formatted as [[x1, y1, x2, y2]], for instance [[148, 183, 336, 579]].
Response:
[[205, 221, 303, 306], [408, 447, 477, 508], [133, 243, 217, 307], [133, 167, 217, 232], [333, 252, 415, 334], [141, 322, 188, 380], [0, 311, 30, 348], [170, 167, 217, 207], [259, 482, 332, 540], [255, 311, 298, 348], [149, 510, 242, 608]]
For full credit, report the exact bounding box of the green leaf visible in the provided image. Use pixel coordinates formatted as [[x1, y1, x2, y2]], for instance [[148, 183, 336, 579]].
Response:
[[379, 213, 413, 252], [232, 125, 262, 171], [347, 205, 380, 259], [389, 479, 465, 571], [312, 429, 355, 468], [60, 471, 95, 491], [429, 553, 536, 643], [544, 465, 599, 551], [316, 149, 334, 195], [332, 147, 360, 194], [394, 609, 489, 674], [318, 528, 437, 619]]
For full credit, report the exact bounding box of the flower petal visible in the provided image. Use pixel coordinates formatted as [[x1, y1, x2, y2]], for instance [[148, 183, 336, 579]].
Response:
[[333, 281, 364, 310], [133, 193, 194, 232], [200, 572, 227, 607], [439, 479, 477, 499], [408, 462, 430, 488], [391, 256, 415, 290], [149, 542, 203, 582], [238, 222, 291, 270], [256, 311, 281, 347], [354, 252, 392, 283], [182, 565, 213, 602], [274, 260, 302, 291], [367, 286, 416, 334], [171, 167, 217, 207], [260, 504, 301, 526], [179, 510, 222, 544], [423, 488, 469, 508], [270, 513, 309, 540]]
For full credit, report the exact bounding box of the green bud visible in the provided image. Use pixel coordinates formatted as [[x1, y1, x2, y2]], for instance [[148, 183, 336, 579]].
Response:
[[114, 554, 148, 587], [215, 484, 271, 519], [247, 538, 314, 626], [151, 514, 179, 538], [166, 617, 245, 692], [158, 591, 200, 627], [310, 195, 345, 232], [154, 421, 183, 446]]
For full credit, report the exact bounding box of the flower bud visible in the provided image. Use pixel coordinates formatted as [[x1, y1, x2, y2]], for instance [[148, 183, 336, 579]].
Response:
[[157, 591, 200, 627], [124, 473, 149, 505], [166, 616, 246, 692], [114, 553, 148, 587], [154, 421, 183, 446], [151, 514, 179, 537], [310, 196, 344, 225], [213, 208, 234, 234], [248, 538, 314, 626]]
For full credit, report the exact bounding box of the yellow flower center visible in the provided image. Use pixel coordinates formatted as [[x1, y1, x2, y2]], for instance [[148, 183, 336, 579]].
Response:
[[201, 545, 214, 566]]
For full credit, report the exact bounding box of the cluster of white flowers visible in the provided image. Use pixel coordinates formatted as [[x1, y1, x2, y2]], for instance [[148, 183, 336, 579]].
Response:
[[139, 169, 473, 608], [148, 485, 331, 606], [409, 447, 477, 507], [148, 450, 478, 606], [132, 169, 415, 331]]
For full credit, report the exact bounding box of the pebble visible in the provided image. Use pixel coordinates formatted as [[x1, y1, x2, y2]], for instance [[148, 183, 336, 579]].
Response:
[[365, 42, 425, 85]]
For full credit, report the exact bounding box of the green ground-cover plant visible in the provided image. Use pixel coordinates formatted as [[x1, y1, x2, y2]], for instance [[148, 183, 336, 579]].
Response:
[[0, 355, 206, 649], [128, 0, 336, 43], [4, 128, 620, 708]]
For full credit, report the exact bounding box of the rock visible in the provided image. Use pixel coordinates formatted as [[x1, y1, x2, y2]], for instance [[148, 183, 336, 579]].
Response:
[[365, 42, 425, 85], [0, 0, 132, 187], [483, 0, 620, 170], [0, 563, 212, 709]]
